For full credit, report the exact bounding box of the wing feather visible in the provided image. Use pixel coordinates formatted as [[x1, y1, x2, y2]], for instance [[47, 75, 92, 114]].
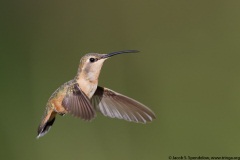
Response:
[[91, 86, 156, 123], [62, 83, 96, 120]]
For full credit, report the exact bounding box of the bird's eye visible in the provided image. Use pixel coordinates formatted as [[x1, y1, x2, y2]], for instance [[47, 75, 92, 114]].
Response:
[[89, 58, 95, 62]]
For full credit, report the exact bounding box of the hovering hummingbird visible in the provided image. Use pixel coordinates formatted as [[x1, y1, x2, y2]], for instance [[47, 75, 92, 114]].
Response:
[[37, 50, 156, 138]]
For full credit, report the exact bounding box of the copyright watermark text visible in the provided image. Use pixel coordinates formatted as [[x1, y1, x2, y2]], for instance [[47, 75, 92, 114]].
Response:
[[168, 156, 240, 160]]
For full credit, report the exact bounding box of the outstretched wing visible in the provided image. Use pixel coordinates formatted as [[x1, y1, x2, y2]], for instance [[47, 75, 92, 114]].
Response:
[[62, 83, 96, 121], [91, 86, 156, 123]]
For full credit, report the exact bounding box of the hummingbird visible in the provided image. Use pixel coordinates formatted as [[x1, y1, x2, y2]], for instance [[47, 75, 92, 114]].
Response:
[[37, 50, 156, 138]]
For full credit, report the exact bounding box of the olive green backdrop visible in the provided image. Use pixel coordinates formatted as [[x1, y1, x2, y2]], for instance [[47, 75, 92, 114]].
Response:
[[1, 0, 240, 160]]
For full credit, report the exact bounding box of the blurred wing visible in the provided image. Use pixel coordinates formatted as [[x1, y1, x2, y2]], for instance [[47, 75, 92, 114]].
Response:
[[91, 86, 156, 123], [62, 83, 96, 120]]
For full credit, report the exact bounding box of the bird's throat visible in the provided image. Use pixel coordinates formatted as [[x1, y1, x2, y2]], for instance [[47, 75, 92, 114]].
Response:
[[76, 71, 98, 99]]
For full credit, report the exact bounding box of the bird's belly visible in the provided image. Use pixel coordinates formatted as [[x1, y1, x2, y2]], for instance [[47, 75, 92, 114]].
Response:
[[51, 94, 67, 114]]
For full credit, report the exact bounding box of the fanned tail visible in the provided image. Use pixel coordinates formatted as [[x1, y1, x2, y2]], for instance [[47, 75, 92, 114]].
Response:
[[37, 109, 56, 139]]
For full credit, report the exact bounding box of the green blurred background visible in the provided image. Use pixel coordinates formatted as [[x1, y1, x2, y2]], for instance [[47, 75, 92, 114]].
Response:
[[1, 0, 240, 159]]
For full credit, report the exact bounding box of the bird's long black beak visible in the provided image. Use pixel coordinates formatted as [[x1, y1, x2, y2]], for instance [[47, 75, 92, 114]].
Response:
[[101, 50, 139, 59]]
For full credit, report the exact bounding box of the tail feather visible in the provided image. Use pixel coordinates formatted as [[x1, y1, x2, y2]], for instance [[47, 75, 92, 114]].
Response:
[[37, 111, 56, 139]]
